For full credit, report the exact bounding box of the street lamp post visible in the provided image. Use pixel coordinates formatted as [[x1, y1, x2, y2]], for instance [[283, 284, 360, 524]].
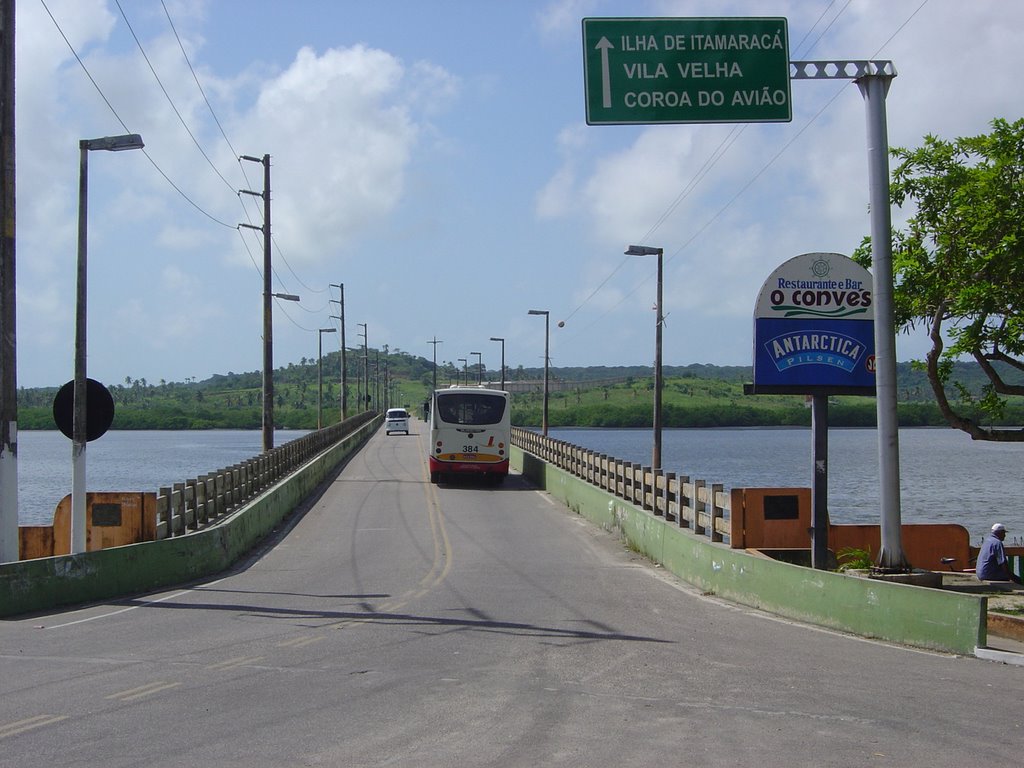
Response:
[[262, 290, 300, 443], [470, 351, 482, 384], [625, 245, 664, 471], [71, 133, 145, 555], [317, 327, 336, 429], [457, 358, 467, 386], [489, 337, 505, 391], [527, 309, 549, 436]]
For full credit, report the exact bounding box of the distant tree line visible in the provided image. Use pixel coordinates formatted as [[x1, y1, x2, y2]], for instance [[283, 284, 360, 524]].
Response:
[[15, 349, 1024, 432]]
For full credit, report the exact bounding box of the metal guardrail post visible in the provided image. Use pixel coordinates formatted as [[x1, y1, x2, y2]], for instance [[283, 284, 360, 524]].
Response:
[[709, 483, 724, 543], [159, 486, 172, 537], [678, 476, 692, 529], [663, 471, 676, 522], [694, 479, 707, 536]]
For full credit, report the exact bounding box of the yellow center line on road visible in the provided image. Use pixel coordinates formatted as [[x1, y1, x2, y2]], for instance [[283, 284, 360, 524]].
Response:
[[418, 429, 453, 592], [0, 715, 69, 739], [106, 681, 181, 702], [329, 427, 453, 632]]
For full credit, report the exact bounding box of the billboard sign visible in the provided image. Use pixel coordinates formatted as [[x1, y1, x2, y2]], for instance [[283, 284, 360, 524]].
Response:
[[751, 252, 876, 395], [582, 17, 792, 125]]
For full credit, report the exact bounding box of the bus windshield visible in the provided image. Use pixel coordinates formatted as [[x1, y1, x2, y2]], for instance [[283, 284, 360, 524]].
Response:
[[436, 392, 506, 426]]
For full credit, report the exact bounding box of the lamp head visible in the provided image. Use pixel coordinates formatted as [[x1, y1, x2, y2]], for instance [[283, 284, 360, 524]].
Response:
[[625, 244, 662, 256], [83, 134, 145, 152]]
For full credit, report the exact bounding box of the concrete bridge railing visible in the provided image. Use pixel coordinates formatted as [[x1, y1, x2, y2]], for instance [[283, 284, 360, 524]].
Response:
[[0, 413, 382, 618], [155, 411, 378, 539], [513, 427, 732, 541], [511, 427, 988, 656]]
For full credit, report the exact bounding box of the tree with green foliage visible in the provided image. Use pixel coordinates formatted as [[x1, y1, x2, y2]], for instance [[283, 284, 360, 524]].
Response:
[[858, 118, 1024, 441]]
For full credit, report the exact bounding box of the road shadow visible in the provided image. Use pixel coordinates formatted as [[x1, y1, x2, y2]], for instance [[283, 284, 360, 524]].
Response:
[[115, 592, 673, 644]]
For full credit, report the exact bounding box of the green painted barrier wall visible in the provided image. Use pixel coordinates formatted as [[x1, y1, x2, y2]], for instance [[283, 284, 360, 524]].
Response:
[[513, 446, 987, 655], [0, 419, 380, 618]]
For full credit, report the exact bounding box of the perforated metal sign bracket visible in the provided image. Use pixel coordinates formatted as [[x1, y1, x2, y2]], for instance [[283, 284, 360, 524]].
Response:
[[790, 60, 896, 80]]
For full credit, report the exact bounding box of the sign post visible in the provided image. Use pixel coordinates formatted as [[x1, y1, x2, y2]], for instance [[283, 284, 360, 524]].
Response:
[[580, 19, 906, 568], [582, 17, 791, 125], [748, 253, 876, 569]]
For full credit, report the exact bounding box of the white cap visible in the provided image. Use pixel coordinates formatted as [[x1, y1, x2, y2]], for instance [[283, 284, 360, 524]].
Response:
[[992, 523, 1007, 533]]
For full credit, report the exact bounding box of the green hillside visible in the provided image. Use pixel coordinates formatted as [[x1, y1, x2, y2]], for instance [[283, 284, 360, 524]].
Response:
[[15, 353, 1024, 431]]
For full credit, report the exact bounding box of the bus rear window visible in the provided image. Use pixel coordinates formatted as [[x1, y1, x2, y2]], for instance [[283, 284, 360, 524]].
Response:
[[436, 393, 506, 426]]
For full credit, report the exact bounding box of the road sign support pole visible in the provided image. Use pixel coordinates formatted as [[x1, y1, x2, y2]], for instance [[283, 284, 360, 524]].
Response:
[[858, 71, 907, 570], [791, 60, 907, 570]]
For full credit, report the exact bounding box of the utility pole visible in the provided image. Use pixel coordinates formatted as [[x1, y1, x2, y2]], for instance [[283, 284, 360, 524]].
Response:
[[375, 349, 381, 411], [382, 345, 389, 410], [427, 337, 442, 392], [330, 282, 346, 421], [357, 323, 368, 413], [239, 153, 275, 452], [0, 0, 17, 562]]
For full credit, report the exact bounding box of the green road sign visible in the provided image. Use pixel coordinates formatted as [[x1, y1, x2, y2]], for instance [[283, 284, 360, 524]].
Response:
[[582, 17, 791, 125]]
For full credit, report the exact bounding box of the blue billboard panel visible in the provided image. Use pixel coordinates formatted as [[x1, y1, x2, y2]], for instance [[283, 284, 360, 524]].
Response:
[[750, 252, 876, 395], [753, 317, 875, 391]]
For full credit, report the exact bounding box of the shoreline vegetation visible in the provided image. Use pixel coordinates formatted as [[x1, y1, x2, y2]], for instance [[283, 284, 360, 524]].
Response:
[[15, 356, 1024, 432]]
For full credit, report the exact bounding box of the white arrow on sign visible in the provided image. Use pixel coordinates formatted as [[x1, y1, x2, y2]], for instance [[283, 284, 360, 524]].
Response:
[[595, 36, 613, 108]]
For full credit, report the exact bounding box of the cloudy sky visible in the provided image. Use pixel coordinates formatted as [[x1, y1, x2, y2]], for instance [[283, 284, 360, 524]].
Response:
[[12, 0, 1023, 388]]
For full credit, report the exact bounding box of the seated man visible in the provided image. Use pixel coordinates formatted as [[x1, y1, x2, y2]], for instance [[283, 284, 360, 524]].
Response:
[[976, 523, 1022, 584]]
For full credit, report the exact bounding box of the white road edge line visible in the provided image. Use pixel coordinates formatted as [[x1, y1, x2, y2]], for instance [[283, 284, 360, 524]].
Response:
[[46, 577, 229, 629]]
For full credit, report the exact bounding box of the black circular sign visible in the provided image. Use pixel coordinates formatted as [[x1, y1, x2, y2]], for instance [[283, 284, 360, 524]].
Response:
[[52, 378, 116, 441]]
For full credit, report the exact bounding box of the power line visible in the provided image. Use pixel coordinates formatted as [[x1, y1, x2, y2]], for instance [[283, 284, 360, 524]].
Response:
[[39, 0, 236, 229], [116, 0, 237, 194], [71, 0, 317, 303], [159, 0, 258, 194], [163, 2, 323, 299]]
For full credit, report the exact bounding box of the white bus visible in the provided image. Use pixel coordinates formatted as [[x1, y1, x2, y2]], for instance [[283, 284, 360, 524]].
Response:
[[428, 386, 510, 485]]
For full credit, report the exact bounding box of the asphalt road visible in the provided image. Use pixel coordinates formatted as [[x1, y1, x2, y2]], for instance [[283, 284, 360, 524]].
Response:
[[1, 419, 1020, 767]]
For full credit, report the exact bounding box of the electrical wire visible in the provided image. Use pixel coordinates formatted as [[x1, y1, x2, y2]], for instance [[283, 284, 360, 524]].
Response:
[[116, 0, 237, 194], [39, 0, 238, 229], [162, 1, 327, 299], [132, 2, 323, 304], [159, 0, 258, 195]]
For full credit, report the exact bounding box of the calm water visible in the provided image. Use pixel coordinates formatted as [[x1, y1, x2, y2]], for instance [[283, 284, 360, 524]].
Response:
[[549, 427, 1024, 547], [14, 427, 1023, 548], [15, 430, 307, 528]]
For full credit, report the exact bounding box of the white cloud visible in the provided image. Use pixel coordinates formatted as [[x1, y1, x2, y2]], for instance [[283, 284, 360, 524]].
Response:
[[236, 45, 425, 265], [535, 165, 576, 219], [537, 0, 601, 39], [11, 0, 1024, 386], [543, 0, 1024, 357]]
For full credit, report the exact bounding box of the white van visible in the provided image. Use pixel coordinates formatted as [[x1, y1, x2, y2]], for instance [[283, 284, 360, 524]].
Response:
[[384, 408, 410, 435]]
